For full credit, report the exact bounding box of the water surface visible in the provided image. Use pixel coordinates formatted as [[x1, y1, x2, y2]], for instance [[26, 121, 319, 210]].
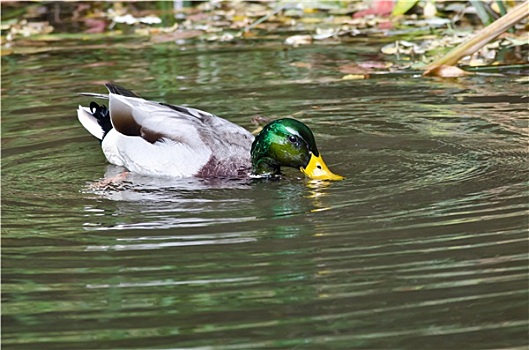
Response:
[[2, 37, 528, 349]]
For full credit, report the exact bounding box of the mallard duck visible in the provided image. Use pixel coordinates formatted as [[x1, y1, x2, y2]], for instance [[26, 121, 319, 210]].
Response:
[[77, 83, 343, 181]]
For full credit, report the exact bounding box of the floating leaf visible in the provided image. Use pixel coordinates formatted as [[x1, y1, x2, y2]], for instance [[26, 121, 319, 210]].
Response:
[[150, 29, 203, 44], [284, 34, 312, 47], [424, 65, 469, 77], [341, 74, 369, 80], [339, 63, 373, 75], [312, 28, 336, 40], [290, 61, 313, 68], [514, 76, 529, 83]]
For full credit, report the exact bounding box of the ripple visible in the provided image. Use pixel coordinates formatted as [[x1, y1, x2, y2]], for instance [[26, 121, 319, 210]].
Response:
[[3, 45, 528, 350]]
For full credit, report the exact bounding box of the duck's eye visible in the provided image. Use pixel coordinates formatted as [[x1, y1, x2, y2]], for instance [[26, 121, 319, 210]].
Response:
[[288, 135, 298, 144]]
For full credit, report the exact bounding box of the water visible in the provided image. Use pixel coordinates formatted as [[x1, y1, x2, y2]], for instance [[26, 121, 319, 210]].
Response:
[[2, 37, 528, 349]]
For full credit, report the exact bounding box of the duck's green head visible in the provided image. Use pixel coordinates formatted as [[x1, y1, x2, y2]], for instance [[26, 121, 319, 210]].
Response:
[[250, 118, 344, 181]]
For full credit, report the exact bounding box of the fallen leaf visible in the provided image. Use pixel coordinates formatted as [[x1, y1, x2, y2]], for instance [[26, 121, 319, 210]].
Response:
[[84, 18, 107, 34], [514, 76, 529, 83], [423, 65, 469, 77], [150, 30, 203, 43], [299, 17, 325, 24], [341, 74, 369, 80], [392, 0, 418, 16], [381, 40, 425, 55], [290, 61, 313, 68], [358, 61, 390, 69], [312, 28, 336, 40], [377, 20, 394, 30], [284, 34, 312, 47], [0, 47, 13, 56], [354, 0, 394, 18], [423, 1, 437, 18], [339, 63, 373, 74]]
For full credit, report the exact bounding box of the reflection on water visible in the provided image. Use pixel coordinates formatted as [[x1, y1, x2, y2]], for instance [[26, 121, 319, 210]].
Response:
[[2, 39, 528, 349]]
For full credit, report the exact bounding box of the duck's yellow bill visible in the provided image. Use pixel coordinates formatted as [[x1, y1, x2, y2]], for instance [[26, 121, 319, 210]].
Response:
[[301, 153, 344, 181]]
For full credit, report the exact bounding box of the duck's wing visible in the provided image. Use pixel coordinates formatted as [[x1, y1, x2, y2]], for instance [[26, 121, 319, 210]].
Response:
[[106, 84, 253, 150]]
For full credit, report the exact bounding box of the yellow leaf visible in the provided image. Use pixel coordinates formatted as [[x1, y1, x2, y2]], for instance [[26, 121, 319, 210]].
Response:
[[392, 0, 418, 16], [341, 74, 369, 80]]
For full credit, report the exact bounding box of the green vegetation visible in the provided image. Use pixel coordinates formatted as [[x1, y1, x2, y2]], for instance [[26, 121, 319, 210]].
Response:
[[2, 1, 527, 74]]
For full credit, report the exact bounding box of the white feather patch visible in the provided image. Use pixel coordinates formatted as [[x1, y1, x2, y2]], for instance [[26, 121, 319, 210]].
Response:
[[101, 129, 211, 177]]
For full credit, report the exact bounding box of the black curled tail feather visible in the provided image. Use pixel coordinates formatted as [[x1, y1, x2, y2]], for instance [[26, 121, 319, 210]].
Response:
[[105, 83, 141, 98], [90, 102, 113, 139]]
